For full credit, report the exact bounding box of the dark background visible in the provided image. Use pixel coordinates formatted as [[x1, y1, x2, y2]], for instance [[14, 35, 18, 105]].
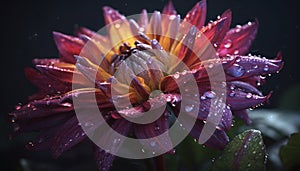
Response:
[[1, 0, 298, 170]]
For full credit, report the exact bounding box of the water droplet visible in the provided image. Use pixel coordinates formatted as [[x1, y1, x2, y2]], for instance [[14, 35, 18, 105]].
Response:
[[61, 102, 72, 107], [15, 105, 21, 110], [152, 151, 156, 155], [84, 121, 94, 127], [207, 63, 214, 69], [252, 151, 256, 154], [226, 64, 245, 77], [213, 43, 218, 48], [150, 141, 156, 147], [204, 91, 216, 99], [173, 72, 180, 79], [246, 93, 252, 99], [200, 96, 206, 100], [252, 65, 258, 69], [185, 104, 194, 112], [234, 50, 239, 55], [141, 148, 145, 153], [247, 163, 251, 167], [243, 144, 247, 148], [154, 126, 160, 131], [224, 42, 232, 49], [115, 23, 121, 29], [263, 65, 269, 72]]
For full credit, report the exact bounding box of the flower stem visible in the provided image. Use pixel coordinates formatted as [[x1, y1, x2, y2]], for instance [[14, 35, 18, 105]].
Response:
[[153, 155, 166, 171]]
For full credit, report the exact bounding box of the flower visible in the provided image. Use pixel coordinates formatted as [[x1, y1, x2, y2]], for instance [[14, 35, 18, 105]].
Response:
[[10, 0, 283, 170]]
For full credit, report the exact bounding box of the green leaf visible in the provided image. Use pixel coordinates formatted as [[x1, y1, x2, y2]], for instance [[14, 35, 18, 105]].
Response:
[[249, 110, 300, 140], [280, 133, 300, 171], [210, 129, 266, 171]]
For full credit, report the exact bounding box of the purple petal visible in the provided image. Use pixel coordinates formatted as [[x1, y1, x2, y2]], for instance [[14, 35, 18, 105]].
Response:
[[162, 1, 177, 15], [95, 146, 116, 171], [50, 117, 87, 158], [233, 110, 252, 125], [225, 55, 284, 79], [134, 110, 174, 154], [189, 120, 229, 149]]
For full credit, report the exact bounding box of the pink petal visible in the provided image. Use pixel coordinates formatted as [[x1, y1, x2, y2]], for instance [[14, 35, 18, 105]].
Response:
[[183, 0, 207, 29], [162, 1, 177, 15], [53, 32, 84, 64], [217, 20, 258, 56]]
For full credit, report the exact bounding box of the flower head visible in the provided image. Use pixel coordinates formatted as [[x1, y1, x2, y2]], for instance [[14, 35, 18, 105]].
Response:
[[10, 0, 283, 170]]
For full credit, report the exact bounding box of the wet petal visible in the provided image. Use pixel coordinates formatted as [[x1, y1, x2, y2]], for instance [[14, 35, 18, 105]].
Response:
[[35, 62, 89, 85], [12, 112, 72, 134], [134, 110, 173, 154], [25, 67, 70, 99], [225, 55, 284, 79], [50, 117, 87, 158], [233, 110, 252, 125], [95, 146, 116, 171], [183, 0, 207, 30], [217, 20, 258, 56], [201, 17, 230, 46], [53, 32, 84, 64], [102, 6, 135, 49], [147, 11, 162, 40], [226, 86, 272, 111], [162, 1, 177, 15], [138, 9, 148, 32], [26, 126, 59, 151], [94, 119, 131, 171], [74, 55, 112, 82], [11, 88, 112, 120], [159, 14, 180, 51], [189, 120, 229, 149]]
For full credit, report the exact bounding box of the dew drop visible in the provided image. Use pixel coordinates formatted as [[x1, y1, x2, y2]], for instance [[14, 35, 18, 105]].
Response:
[[204, 91, 216, 99], [263, 65, 269, 72], [15, 105, 21, 110], [207, 63, 214, 69], [115, 23, 121, 29], [84, 121, 94, 127], [229, 91, 235, 97], [150, 141, 156, 147], [173, 72, 180, 79], [61, 102, 72, 107], [154, 126, 160, 131], [224, 42, 232, 49], [185, 104, 194, 112], [246, 93, 252, 99], [226, 64, 245, 78]]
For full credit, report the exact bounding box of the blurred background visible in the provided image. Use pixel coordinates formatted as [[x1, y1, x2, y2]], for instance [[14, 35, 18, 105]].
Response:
[[1, 0, 299, 170]]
